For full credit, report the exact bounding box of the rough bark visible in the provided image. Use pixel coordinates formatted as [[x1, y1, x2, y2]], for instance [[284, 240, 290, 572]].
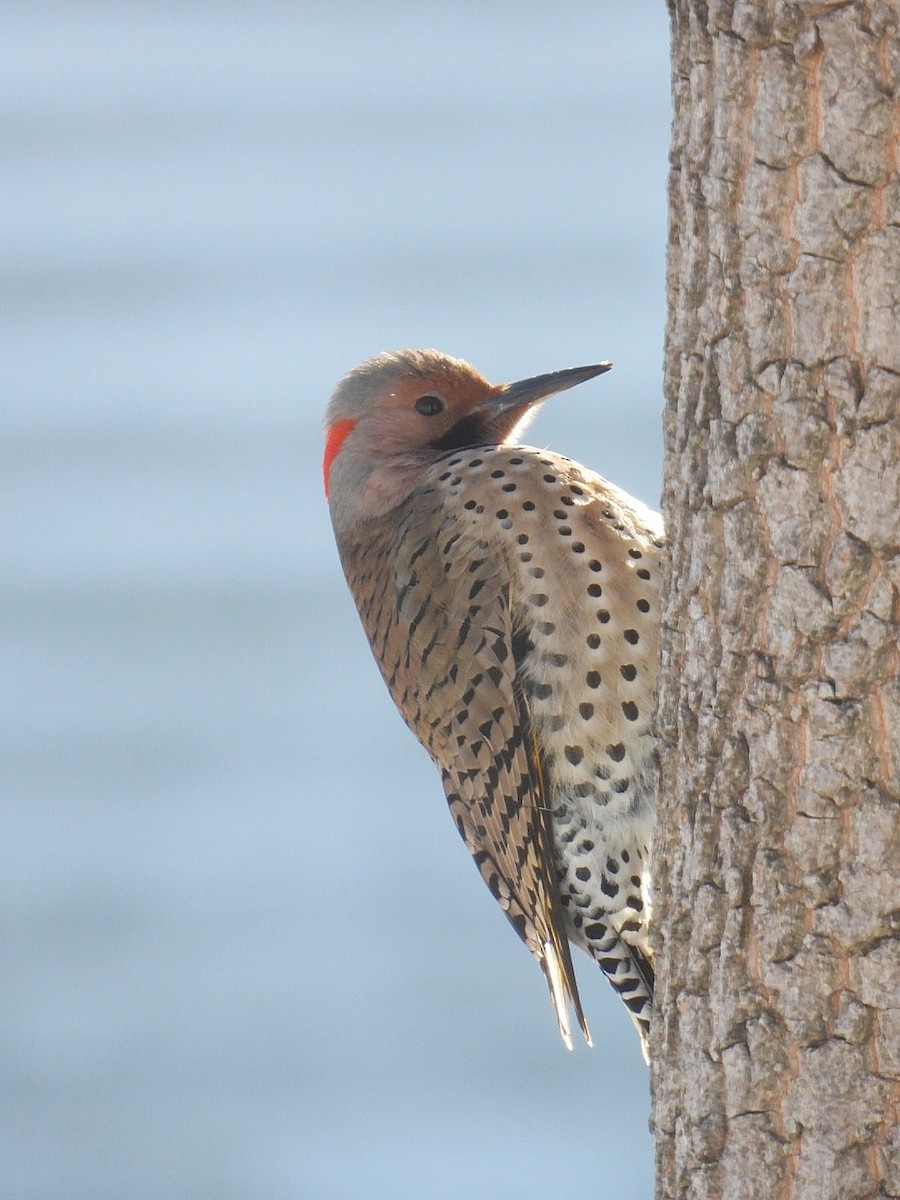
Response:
[[652, 4, 900, 1199]]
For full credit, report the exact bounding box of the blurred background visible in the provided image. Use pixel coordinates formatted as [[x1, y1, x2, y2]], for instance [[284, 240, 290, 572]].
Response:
[[2, 4, 670, 1197]]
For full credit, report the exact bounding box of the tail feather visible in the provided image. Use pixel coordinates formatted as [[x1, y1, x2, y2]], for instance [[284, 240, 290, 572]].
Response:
[[542, 939, 592, 1050], [588, 936, 654, 1063]]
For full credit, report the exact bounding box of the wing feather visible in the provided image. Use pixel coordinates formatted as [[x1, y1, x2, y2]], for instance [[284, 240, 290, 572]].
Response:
[[382, 502, 590, 1046]]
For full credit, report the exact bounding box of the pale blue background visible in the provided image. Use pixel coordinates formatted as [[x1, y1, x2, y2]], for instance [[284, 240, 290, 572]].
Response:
[[3, 4, 670, 1197]]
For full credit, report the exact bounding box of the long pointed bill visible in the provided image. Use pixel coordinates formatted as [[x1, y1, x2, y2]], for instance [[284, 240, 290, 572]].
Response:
[[430, 359, 613, 453], [491, 360, 612, 415]]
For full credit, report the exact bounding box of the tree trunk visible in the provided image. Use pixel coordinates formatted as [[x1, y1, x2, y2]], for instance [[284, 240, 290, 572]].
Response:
[[652, 4, 900, 1198]]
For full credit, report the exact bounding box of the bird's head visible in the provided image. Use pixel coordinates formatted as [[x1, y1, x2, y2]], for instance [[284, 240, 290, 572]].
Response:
[[323, 349, 611, 530]]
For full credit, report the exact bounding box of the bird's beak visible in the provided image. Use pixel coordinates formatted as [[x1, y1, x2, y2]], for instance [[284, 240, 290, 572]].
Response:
[[430, 360, 613, 453], [487, 361, 612, 416]]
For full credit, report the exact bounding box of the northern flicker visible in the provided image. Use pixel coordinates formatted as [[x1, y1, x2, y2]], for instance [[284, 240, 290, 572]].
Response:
[[324, 349, 663, 1057]]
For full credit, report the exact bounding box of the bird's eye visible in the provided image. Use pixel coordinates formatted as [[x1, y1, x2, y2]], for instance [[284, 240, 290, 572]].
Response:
[[414, 394, 445, 416]]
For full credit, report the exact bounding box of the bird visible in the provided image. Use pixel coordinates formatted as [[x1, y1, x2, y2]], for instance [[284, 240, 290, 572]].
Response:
[[323, 349, 663, 1057]]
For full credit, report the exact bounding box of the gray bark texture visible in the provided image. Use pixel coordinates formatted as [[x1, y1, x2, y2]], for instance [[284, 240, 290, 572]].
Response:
[[652, 3, 900, 1198]]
